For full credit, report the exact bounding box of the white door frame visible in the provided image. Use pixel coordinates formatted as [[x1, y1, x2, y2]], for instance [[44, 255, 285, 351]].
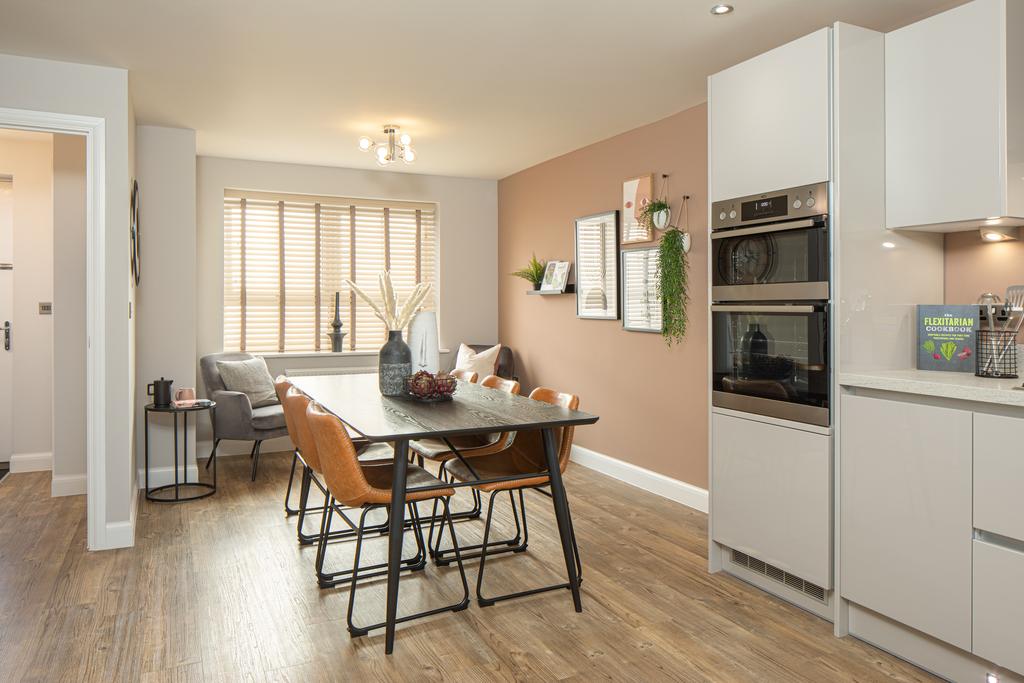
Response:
[[0, 107, 107, 550]]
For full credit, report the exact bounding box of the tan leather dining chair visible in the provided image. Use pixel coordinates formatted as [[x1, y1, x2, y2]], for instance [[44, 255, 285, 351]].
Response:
[[280, 385, 400, 586], [449, 368, 479, 383], [305, 402, 470, 641], [410, 374, 521, 538], [437, 387, 582, 606]]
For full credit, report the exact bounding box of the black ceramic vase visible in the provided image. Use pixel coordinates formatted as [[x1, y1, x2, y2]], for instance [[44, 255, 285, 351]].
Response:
[[379, 330, 412, 396]]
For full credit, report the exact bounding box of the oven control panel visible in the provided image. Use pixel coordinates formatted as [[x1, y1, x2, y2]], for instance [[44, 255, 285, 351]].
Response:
[[712, 181, 829, 231]]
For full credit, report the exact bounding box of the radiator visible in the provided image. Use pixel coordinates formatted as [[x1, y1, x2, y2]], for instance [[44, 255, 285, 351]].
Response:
[[285, 365, 376, 377]]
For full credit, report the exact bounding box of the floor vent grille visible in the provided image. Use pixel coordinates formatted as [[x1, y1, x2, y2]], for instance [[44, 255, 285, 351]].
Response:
[[730, 550, 827, 603]]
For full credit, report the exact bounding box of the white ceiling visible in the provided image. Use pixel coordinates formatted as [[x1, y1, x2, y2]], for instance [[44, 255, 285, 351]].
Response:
[[0, 0, 961, 179]]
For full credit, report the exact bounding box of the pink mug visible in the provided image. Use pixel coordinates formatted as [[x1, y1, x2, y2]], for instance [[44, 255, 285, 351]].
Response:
[[174, 387, 196, 402]]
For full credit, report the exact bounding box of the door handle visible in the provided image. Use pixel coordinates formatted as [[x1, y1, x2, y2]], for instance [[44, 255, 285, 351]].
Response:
[[3, 321, 9, 351]]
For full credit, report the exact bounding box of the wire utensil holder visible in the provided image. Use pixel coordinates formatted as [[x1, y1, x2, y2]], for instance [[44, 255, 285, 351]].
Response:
[[976, 330, 1018, 378]]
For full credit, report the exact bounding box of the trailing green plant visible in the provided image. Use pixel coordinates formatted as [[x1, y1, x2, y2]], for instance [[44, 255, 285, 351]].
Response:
[[657, 228, 689, 345], [639, 198, 671, 229], [511, 253, 547, 287]]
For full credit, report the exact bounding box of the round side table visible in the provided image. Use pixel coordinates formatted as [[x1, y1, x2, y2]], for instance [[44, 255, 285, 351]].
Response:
[[143, 401, 217, 502]]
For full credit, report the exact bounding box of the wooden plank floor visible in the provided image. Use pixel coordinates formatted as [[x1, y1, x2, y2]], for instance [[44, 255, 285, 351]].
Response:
[[0, 452, 937, 682]]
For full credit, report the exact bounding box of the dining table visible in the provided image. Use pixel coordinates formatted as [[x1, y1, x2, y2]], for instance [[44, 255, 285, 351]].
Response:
[[289, 372, 599, 654]]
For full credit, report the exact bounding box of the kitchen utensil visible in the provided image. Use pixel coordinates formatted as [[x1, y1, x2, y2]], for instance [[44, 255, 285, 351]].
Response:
[[147, 377, 173, 407], [990, 285, 1024, 370], [978, 292, 1004, 374]]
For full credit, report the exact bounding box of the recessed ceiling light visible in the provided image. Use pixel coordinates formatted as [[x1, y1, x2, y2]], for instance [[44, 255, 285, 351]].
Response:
[[980, 226, 1019, 242], [711, 4, 734, 15], [882, 241, 896, 249]]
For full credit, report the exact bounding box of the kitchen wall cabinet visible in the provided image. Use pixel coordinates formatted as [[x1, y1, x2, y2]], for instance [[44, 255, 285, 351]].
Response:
[[711, 412, 831, 588], [885, 0, 1024, 231], [974, 412, 1024, 541], [840, 393, 973, 651], [708, 28, 831, 202]]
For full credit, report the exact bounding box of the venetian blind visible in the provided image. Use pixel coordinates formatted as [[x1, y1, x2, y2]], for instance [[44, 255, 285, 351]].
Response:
[[224, 190, 437, 353]]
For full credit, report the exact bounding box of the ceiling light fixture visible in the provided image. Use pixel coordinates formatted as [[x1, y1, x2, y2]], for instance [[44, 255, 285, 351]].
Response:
[[358, 124, 416, 166], [710, 4, 734, 15], [980, 225, 1019, 242]]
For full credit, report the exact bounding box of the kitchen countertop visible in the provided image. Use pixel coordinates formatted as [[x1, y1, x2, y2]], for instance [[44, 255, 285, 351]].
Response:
[[839, 369, 1024, 408]]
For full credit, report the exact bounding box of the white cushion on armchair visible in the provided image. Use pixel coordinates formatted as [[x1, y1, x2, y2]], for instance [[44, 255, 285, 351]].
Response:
[[454, 343, 501, 379]]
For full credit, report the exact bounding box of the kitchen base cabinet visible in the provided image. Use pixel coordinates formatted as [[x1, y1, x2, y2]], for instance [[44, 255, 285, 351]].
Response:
[[840, 393, 973, 651], [711, 412, 831, 588], [974, 412, 1024, 541], [973, 538, 1024, 676]]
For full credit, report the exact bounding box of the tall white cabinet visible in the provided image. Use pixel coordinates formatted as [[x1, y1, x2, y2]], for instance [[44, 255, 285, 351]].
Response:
[[885, 0, 1024, 230], [708, 28, 831, 201]]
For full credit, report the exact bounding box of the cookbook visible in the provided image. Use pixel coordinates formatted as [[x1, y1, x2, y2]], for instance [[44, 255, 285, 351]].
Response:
[[917, 305, 979, 372]]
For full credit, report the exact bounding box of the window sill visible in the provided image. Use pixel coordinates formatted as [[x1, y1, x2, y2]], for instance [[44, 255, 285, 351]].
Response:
[[256, 349, 451, 360]]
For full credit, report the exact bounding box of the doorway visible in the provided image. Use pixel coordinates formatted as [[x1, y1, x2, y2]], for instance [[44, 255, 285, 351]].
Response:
[[0, 128, 88, 502], [0, 176, 10, 482]]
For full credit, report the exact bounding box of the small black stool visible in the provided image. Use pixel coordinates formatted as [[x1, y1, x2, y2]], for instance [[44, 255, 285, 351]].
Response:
[[143, 401, 217, 502]]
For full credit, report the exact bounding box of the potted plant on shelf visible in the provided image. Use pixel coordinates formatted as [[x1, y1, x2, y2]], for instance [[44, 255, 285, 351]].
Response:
[[511, 253, 547, 290], [640, 198, 672, 231]]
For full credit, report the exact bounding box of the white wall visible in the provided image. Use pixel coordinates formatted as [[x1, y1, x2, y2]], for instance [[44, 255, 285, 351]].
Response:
[[0, 133, 53, 470], [134, 126, 198, 485], [195, 156, 498, 453], [52, 133, 88, 496], [0, 52, 134, 549]]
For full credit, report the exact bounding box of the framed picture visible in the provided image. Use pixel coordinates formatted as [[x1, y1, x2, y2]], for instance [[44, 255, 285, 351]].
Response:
[[541, 260, 571, 292], [574, 211, 619, 320], [621, 174, 653, 244], [621, 247, 662, 333]]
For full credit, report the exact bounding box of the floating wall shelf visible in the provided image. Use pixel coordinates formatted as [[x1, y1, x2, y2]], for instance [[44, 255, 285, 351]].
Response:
[[527, 284, 575, 296]]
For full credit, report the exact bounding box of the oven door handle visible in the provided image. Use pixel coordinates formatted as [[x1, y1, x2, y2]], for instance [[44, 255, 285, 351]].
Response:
[[711, 304, 820, 314], [711, 217, 819, 239]]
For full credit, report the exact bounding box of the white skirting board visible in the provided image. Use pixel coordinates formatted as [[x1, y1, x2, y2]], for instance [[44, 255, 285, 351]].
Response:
[[51, 473, 87, 497], [570, 444, 708, 514], [137, 464, 201, 490], [9, 451, 53, 473], [103, 486, 138, 550]]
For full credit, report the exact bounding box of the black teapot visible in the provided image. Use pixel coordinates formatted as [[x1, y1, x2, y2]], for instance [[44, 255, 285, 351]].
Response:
[[147, 377, 173, 407]]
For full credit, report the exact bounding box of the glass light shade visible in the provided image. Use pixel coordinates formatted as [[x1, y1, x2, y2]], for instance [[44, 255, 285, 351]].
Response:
[[402, 147, 416, 163], [399, 132, 412, 146], [375, 146, 389, 162], [358, 136, 373, 151]]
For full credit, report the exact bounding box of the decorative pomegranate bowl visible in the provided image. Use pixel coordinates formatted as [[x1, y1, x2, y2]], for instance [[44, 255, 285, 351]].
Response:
[[404, 371, 457, 402]]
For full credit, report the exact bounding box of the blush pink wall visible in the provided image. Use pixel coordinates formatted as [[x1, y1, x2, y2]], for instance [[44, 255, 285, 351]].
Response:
[[945, 231, 1024, 305], [498, 104, 709, 489]]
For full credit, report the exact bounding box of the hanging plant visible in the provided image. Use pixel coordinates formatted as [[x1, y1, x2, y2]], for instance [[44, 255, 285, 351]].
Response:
[[658, 227, 689, 346], [657, 193, 692, 344], [639, 198, 672, 230]]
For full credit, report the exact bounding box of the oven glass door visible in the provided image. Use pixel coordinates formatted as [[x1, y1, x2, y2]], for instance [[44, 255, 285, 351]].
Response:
[[712, 304, 829, 426], [712, 218, 828, 300]]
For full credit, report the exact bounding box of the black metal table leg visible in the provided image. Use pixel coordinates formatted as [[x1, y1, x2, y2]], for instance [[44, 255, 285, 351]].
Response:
[[173, 412, 180, 501], [144, 409, 150, 494], [384, 439, 409, 655], [542, 427, 582, 612]]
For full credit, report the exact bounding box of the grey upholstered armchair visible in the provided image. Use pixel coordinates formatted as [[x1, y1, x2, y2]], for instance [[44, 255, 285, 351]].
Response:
[[200, 352, 288, 481]]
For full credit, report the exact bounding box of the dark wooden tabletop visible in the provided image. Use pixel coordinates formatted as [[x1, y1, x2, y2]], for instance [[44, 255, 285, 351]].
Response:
[[290, 373, 598, 441]]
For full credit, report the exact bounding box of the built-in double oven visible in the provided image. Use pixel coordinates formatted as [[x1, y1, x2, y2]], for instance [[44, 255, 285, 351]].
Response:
[[710, 182, 831, 427]]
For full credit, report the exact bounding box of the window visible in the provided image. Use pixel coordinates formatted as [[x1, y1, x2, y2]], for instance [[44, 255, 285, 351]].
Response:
[[223, 190, 436, 353]]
